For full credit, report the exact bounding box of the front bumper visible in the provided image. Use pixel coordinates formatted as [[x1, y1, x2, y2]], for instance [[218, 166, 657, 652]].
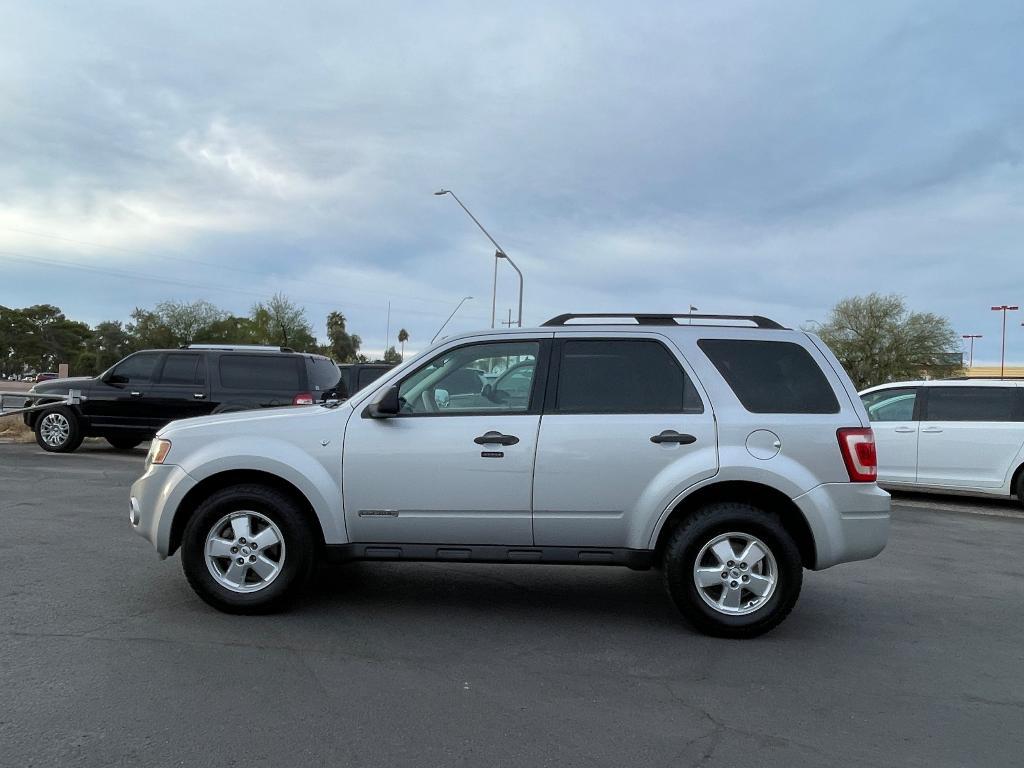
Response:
[[793, 482, 890, 570], [129, 463, 198, 558]]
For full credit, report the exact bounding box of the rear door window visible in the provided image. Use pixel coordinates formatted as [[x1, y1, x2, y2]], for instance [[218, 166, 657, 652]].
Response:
[[158, 354, 205, 386], [698, 339, 839, 414], [552, 339, 703, 414], [219, 355, 302, 390], [923, 387, 1021, 422]]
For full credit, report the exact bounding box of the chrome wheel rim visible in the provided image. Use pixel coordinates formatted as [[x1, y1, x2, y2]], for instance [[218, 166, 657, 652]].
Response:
[[39, 413, 70, 447], [693, 531, 778, 616], [204, 511, 286, 594]]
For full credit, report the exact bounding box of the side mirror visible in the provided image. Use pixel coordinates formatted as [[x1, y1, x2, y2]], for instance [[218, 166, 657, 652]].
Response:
[[368, 385, 401, 418]]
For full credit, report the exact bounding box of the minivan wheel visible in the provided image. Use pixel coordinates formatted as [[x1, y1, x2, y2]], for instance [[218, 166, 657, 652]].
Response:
[[663, 502, 802, 638], [34, 406, 84, 453], [181, 484, 316, 614], [105, 435, 144, 450]]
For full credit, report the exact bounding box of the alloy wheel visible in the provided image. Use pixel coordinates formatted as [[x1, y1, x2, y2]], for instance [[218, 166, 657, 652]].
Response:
[[39, 412, 70, 448], [204, 511, 286, 594], [693, 531, 778, 615]]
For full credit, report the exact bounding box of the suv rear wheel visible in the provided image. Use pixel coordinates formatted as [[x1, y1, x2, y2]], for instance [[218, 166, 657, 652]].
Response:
[[663, 502, 802, 638], [34, 406, 84, 453], [181, 484, 316, 613]]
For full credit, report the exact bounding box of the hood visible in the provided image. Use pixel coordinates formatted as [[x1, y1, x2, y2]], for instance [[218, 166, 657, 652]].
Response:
[[29, 376, 94, 395], [158, 401, 352, 438]]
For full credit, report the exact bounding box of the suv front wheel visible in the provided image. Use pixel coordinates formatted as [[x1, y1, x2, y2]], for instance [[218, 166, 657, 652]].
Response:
[[663, 502, 802, 638], [181, 484, 317, 613], [34, 406, 84, 453]]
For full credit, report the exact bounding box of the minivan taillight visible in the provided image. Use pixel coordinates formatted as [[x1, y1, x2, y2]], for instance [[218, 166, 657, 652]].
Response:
[[293, 392, 314, 405], [837, 428, 877, 482]]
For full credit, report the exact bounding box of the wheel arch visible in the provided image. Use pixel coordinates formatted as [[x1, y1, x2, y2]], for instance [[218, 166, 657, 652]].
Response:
[[652, 480, 817, 569], [1011, 461, 1024, 500], [169, 469, 326, 556]]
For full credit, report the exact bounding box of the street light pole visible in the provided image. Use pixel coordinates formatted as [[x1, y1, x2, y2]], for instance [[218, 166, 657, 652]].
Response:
[[431, 296, 473, 344], [991, 305, 1018, 379], [434, 190, 522, 327], [962, 334, 983, 369]]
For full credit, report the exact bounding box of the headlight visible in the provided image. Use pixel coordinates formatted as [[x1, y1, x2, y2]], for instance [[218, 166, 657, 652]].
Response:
[[147, 438, 172, 465]]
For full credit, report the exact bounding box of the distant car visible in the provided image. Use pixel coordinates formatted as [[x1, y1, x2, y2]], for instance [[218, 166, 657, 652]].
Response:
[[336, 363, 394, 398], [35, 372, 58, 383], [25, 345, 340, 453], [860, 379, 1024, 504]]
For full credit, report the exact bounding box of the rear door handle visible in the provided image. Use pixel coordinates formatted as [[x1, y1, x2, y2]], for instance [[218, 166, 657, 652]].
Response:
[[474, 431, 519, 446], [921, 427, 943, 434], [650, 430, 697, 445], [894, 426, 916, 433]]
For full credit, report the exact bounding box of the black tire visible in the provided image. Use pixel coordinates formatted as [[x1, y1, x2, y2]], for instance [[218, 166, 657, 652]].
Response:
[[105, 435, 144, 450], [34, 406, 84, 453], [663, 502, 802, 639], [181, 484, 317, 614]]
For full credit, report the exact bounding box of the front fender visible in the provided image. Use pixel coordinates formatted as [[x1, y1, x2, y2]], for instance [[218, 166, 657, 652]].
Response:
[[175, 436, 347, 544]]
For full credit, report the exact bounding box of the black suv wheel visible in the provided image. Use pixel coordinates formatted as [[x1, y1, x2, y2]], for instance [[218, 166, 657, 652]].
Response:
[[34, 406, 84, 453], [663, 502, 802, 638], [181, 484, 317, 613]]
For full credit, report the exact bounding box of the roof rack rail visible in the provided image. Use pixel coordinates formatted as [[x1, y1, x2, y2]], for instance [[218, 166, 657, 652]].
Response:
[[541, 313, 786, 330], [183, 344, 295, 353]]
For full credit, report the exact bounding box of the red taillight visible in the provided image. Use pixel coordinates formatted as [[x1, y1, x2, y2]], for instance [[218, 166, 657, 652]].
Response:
[[837, 427, 877, 482], [292, 392, 314, 405]]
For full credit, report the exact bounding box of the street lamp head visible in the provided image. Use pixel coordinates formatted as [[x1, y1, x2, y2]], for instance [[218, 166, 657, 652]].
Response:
[[434, 189, 450, 196]]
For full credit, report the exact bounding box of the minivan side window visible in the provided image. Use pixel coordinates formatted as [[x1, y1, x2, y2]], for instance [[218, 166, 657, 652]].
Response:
[[158, 354, 205, 386], [110, 352, 161, 384], [861, 388, 917, 422], [553, 339, 703, 414], [219, 355, 302, 390], [698, 339, 839, 414], [924, 387, 1021, 422]]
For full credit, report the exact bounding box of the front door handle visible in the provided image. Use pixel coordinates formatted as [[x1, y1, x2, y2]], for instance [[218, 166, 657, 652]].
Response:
[[921, 427, 943, 434], [130, 391, 143, 398], [650, 430, 697, 445], [193, 393, 206, 400], [474, 431, 519, 446], [894, 426, 916, 433]]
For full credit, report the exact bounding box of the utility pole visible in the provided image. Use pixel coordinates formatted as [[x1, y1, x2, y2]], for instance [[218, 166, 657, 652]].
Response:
[[962, 334, 983, 369], [991, 305, 1018, 379], [501, 309, 515, 328]]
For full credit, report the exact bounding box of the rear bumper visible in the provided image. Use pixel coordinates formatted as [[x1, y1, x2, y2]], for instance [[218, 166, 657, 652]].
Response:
[[129, 463, 197, 557], [794, 482, 890, 570]]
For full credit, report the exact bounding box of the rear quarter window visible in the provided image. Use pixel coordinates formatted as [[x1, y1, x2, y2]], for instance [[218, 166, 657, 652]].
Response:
[[219, 355, 303, 391], [306, 356, 341, 393], [698, 339, 840, 414]]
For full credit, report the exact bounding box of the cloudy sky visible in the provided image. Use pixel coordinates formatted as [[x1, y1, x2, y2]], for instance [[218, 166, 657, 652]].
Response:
[[2, 1, 1023, 361]]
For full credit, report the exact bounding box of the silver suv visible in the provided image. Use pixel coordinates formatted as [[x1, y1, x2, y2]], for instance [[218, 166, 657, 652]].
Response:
[[130, 312, 889, 638]]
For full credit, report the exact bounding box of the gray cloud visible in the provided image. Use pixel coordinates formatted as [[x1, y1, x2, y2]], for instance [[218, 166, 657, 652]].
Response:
[[2, 1, 1023, 361]]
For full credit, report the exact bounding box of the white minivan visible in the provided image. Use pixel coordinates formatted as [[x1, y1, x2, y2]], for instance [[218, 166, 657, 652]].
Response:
[[860, 380, 1024, 503]]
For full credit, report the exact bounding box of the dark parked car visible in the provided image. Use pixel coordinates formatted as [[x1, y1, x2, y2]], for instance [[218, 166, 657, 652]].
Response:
[[336, 363, 394, 398], [25, 345, 340, 453], [35, 372, 58, 383]]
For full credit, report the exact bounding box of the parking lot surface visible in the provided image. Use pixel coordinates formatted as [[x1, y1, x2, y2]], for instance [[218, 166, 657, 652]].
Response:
[[2, 440, 1023, 767]]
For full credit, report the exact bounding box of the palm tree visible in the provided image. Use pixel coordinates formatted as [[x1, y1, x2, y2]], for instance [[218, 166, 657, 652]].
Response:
[[397, 328, 409, 361]]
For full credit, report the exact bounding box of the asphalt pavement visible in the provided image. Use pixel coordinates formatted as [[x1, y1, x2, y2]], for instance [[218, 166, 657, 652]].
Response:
[[1, 440, 1023, 768]]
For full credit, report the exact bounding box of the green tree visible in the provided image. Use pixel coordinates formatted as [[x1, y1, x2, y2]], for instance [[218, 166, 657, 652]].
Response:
[[382, 345, 401, 364], [251, 293, 316, 350], [811, 293, 961, 389], [397, 328, 409, 361], [154, 300, 229, 344], [79, 320, 133, 375], [326, 311, 362, 362]]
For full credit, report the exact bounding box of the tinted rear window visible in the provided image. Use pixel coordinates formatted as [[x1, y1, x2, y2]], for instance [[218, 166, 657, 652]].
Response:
[[357, 367, 388, 391], [698, 339, 839, 414], [553, 339, 703, 414], [924, 387, 1021, 422], [219, 355, 302, 391], [159, 354, 205, 385], [306, 356, 341, 393]]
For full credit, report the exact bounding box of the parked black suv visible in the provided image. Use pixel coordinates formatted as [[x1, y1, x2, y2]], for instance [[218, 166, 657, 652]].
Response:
[[25, 345, 340, 453], [336, 363, 394, 398]]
